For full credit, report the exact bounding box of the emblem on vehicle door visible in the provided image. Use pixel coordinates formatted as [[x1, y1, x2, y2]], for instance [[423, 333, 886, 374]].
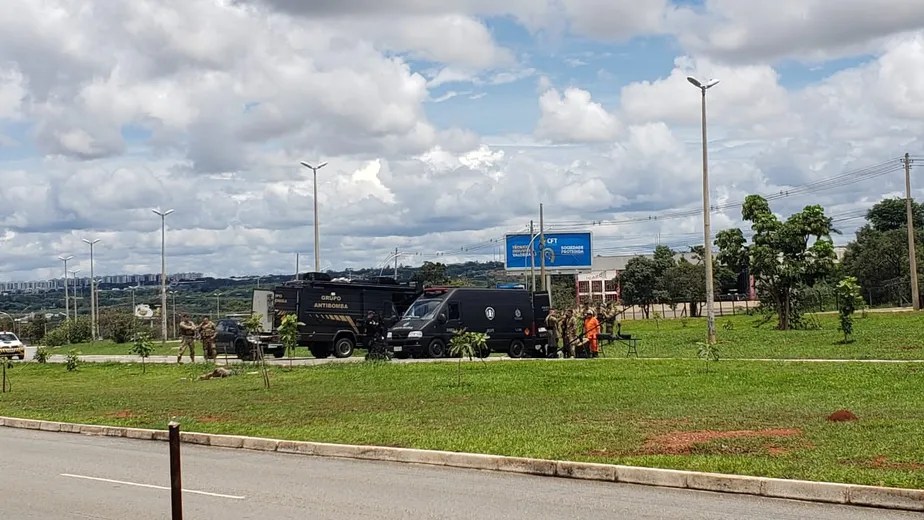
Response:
[[514, 309, 522, 319], [485, 307, 495, 320]]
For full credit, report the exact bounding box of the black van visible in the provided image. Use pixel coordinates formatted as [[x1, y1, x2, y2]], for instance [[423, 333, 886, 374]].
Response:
[[386, 287, 551, 359], [252, 272, 421, 359]]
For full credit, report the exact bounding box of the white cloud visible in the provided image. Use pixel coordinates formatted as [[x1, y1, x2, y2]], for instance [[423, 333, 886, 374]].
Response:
[[561, 0, 670, 41], [670, 0, 924, 63], [619, 56, 797, 139], [535, 87, 621, 143], [0, 68, 26, 119], [3, 2, 924, 283]]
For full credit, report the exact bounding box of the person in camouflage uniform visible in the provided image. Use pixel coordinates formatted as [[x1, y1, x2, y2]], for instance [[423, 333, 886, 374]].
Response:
[[177, 314, 198, 363], [561, 308, 577, 358], [545, 309, 560, 357], [199, 316, 217, 361], [603, 302, 616, 334]]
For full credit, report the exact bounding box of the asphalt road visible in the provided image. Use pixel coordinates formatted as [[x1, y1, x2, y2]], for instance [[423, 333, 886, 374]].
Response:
[[1, 428, 919, 520]]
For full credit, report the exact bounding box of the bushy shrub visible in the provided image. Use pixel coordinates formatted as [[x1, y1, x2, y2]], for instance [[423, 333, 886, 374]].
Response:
[[98, 310, 138, 343]]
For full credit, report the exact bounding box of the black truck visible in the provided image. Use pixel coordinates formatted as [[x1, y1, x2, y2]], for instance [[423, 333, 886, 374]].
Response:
[[252, 272, 421, 359], [386, 287, 552, 359]]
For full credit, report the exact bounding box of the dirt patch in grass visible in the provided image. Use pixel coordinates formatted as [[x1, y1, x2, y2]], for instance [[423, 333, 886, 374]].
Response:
[[642, 428, 802, 455], [107, 410, 137, 419], [827, 409, 858, 422], [868, 456, 924, 471]]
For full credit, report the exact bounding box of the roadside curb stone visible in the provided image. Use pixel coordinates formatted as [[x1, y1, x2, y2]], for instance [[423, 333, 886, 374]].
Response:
[[2, 415, 922, 512]]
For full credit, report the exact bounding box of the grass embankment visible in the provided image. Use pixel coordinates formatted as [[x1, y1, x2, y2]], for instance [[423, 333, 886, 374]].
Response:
[[54, 311, 924, 360], [1, 360, 923, 489], [50, 339, 179, 356], [615, 311, 924, 359]]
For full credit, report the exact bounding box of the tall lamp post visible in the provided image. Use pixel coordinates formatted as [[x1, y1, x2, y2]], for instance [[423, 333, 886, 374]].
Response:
[[169, 290, 178, 339], [152, 208, 175, 347], [58, 255, 74, 321], [215, 292, 222, 319], [300, 161, 328, 272], [69, 269, 81, 320], [687, 75, 720, 345], [82, 238, 100, 341]]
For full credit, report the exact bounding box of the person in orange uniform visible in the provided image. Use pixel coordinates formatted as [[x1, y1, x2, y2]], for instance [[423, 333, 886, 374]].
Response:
[[583, 310, 601, 358]]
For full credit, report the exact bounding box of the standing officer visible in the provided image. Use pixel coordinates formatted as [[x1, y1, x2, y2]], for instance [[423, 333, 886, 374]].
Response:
[[561, 309, 576, 358], [177, 314, 198, 363], [199, 316, 217, 361], [545, 309, 560, 357]]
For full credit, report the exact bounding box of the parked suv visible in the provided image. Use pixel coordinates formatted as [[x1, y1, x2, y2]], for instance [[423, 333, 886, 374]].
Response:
[[0, 332, 25, 360], [214, 319, 285, 360]]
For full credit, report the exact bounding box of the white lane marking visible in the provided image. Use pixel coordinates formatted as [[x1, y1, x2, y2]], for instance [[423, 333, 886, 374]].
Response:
[[60, 473, 246, 500]]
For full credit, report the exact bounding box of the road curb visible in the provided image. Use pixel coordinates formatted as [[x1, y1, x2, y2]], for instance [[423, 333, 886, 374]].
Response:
[[2, 416, 922, 512]]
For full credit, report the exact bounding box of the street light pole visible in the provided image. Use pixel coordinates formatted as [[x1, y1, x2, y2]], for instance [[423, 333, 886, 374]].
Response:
[[215, 292, 221, 319], [82, 238, 100, 341], [170, 291, 177, 339], [300, 161, 328, 272], [69, 269, 81, 320], [687, 75, 720, 345], [58, 255, 74, 321], [152, 208, 175, 348]]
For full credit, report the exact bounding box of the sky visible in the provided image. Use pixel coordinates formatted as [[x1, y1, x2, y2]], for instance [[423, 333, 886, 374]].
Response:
[[2, 0, 924, 282]]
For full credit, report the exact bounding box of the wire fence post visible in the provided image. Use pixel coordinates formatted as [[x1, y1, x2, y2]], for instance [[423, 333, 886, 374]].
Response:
[[169, 421, 183, 520]]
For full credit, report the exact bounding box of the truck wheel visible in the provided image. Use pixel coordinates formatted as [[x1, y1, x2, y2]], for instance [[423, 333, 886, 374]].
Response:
[[272, 348, 286, 358], [333, 337, 355, 358], [234, 339, 253, 361], [427, 339, 447, 359], [508, 340, 526, 358], [17, 353, 25, 360], [309, 344, 331, 359], [394, 351, 410, 360], [476, 347, 490, 358]]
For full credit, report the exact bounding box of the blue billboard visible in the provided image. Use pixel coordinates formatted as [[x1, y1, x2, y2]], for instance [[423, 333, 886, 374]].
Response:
[[505, 232, 593, 271]]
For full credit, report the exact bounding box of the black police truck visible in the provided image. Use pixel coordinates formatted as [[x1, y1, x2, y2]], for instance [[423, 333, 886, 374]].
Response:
[[386, 287, 551, 359], [251, 272, 421, 359]]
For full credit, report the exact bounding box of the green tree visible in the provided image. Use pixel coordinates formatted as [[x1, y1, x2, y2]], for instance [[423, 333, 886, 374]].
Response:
[[98, 310, 137, 343], [720, 195, 837, 330], [23, 314, 47, 342], [550, 275, 576, 310], [834, 276, 863, 343], [129, 331, 154, 373], [866, 197, 924, 232], [277, 313, 303, 369], [840, 226, 919, 306], [414, 261, 449, 286], [663, 258, 705, 317], [619, 256, 659, 318]]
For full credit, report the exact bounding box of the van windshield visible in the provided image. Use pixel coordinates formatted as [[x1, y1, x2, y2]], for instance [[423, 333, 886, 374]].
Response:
[[0, 333, 17, 342], [403, 299, 443, 319]]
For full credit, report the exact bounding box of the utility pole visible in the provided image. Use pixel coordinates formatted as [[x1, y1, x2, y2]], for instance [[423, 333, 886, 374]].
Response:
[[904, 153, 919, 310], [529, 220, 535, 292], [295, 252, 299, 280], [539, 203, 546, 291]]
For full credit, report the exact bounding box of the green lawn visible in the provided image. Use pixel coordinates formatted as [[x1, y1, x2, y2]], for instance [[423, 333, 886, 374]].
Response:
[[1, 359, 923, 489], [51, 339, 180, 356], [614, 311, 924, 360], [42, 311, 924, 361]]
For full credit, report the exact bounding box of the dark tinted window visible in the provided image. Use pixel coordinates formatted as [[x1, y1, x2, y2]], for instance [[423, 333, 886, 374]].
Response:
[[448, 302, 460, 320]]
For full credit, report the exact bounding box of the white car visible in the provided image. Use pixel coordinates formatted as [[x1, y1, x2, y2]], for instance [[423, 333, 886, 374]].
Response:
[[0, 331, 25, 360]]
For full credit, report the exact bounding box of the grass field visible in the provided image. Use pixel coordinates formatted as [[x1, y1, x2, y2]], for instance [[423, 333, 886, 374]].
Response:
[[1, 359, 923, 489], [48, 339, 180, 356], [613, 311, 924, 360]]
